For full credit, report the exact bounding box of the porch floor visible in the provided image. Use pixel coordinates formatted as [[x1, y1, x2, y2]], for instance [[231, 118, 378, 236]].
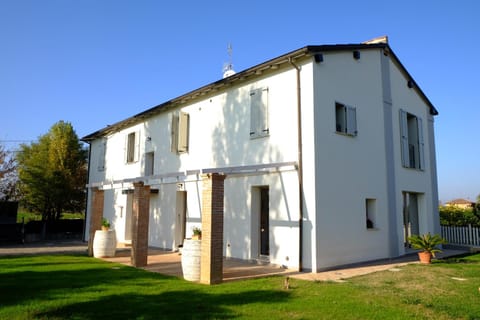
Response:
[[101, 247, 470, 283], [102, 248, 292, 282]]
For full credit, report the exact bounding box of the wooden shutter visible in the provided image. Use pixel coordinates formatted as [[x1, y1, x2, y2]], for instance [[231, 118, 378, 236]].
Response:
[[417, 117, 425, 170], [124, 134, 127, 163], [125, 132, 138, 163], [134, 131, 140, 162], [97, 140, 106, 171], [171, 113, 179, 153], [346, 105, 357, 136], [177, 112, 189, 153], [399, 109, 409, 167], [250, 88, 269, 138]]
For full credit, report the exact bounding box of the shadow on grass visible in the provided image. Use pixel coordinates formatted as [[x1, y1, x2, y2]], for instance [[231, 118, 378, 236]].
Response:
[[438, 253, 480, 264], [36, 289, 290, 319], [0, 258, 177, 308], [0, 255, 291, 319]]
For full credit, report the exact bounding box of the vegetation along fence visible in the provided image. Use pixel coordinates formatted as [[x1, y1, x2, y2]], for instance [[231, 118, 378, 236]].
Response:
[[441, 225, 480, 247]]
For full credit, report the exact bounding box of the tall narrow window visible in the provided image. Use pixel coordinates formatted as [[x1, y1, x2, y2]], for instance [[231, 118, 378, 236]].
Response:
[[97, 139, 106, 171], [335, 102, 357, 136], [178, 112, 189, 153], [399, 109, 424, 170], [125, 131, 139, 164], [250, 88, 269, 139], [171, 111, 190, 153], [366, 198, 376, 229], [145, 152, 154, 176]]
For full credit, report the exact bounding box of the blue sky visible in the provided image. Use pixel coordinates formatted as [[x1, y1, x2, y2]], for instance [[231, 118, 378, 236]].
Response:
[[1, 1, 478, 202]]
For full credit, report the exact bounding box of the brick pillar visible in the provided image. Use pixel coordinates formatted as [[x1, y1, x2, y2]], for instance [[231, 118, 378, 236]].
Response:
[[88, 188, 104, 257], [131, 182, 150, 267], [200, 173, 226, 285]]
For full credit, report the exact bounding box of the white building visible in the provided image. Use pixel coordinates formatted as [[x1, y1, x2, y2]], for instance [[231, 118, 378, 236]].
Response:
[[82, 38, 440, 272]]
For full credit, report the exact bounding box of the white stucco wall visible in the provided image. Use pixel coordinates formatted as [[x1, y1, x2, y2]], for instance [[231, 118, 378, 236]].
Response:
[[388, 57, 439, 255], [86, 65, 303, 269], [311, 49, 391, 270]]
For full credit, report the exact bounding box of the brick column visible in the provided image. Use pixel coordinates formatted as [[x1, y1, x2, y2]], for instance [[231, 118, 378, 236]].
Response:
[[88, 188, 104, 257], [131, 182, 150, 267], [200, 173, 226, 285]]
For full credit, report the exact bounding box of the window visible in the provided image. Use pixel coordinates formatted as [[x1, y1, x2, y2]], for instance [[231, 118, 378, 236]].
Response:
[[125, 131, 139, 164], [366, 198, 376, 229], [399, 109, 424, 170], [97, 139, 106, 171], [250, 88, 269, 139], [335, 102, 357, 136], [144, 152, 154, 176], [171, 111, 190, 153]]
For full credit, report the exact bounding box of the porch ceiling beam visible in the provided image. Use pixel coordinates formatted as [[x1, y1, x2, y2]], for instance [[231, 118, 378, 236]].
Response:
[[85, 161, 298, 189]]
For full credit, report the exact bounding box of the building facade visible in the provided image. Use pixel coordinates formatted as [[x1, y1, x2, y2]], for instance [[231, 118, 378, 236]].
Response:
[[83, 40, 440, 272]]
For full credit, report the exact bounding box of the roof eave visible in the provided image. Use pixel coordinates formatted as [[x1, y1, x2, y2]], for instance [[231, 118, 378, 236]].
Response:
[[81, 43, 438, 142]]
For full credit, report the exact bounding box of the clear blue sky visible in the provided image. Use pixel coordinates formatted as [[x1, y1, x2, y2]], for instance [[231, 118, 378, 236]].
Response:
[[1, 0, 478, 203]]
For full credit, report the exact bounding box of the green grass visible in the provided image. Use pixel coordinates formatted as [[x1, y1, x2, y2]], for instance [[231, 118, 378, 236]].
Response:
[[1, 254, 480, 319]]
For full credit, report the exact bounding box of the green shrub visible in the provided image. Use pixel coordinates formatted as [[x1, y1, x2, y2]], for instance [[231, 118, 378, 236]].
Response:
[[439, 206, 480, 227]]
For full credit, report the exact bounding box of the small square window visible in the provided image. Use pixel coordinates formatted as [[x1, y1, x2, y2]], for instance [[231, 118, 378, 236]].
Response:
[[335, 102, 357, 136]]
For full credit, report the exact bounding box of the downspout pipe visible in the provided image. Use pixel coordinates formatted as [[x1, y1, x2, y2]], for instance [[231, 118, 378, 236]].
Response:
[[289, 57, 303, 271]]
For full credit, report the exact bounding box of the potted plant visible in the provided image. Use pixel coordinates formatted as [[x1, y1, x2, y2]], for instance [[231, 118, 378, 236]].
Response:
[[408, 233, 446, 264], [192, 226, 202, 240], [101, 218, 110, 231]]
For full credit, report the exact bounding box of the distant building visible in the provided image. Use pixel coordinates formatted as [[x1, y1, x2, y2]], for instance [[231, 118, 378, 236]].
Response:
[[445, 199, 474, 209], [82, 37, 440, 272]]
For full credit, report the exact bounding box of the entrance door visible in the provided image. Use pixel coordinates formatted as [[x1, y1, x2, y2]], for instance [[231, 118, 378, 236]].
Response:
[[260, 187, 269, 256], [175, 191, 187, 249], [403, 192, 419, 247]]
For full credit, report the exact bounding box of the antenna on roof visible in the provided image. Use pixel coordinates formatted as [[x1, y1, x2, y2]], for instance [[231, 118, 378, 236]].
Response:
[[222, 43, 236, 78]]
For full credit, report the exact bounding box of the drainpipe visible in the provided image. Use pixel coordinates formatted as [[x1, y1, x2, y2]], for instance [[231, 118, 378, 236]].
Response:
[[82, 142, 92, 243], [289, 57, 303, 271]]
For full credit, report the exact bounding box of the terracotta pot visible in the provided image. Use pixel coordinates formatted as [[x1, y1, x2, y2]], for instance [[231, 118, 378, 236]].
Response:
[[418, 251, 432, 264], [101, 226, 109, 231]]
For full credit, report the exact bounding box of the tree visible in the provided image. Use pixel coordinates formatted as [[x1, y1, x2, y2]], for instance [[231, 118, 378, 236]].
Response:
[[0, 143, 18, 201], [17, 121, 88, 221]]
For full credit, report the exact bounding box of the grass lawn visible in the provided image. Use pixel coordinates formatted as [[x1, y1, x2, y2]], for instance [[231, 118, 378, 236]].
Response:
[[0, 254, 479, 319], [17, 211, 84, 223]]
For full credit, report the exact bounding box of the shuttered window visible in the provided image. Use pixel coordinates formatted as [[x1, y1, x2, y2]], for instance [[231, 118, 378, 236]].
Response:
[[399, 109, 425, 170], [97, 140, 106, 171], [171, 111, 190, 153], [178, 112, 189, 153], [335, 102, 357, 136], [125, 131, 140, 164], [250, 88, 269, 139]]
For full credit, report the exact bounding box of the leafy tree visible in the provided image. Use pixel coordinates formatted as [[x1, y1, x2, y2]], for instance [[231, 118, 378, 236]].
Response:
[[17, 121, 87, 221], [0, 144, 19, 201]]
